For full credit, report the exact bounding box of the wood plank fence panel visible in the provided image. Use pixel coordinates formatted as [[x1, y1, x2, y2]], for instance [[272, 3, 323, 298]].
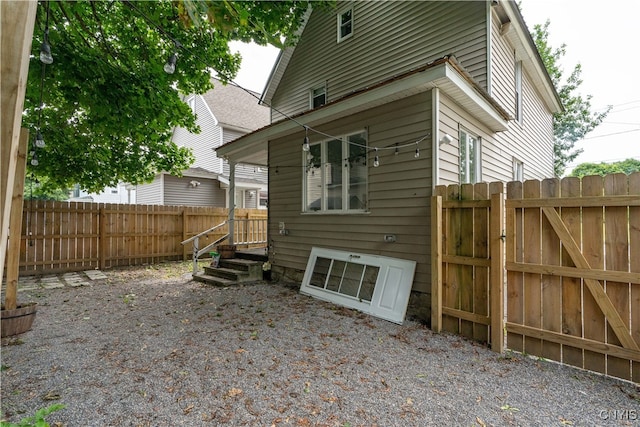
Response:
[[560, 177, 584, 369], [505, 173, 640, 382], [434, 173, 639, 383], [523, 180, 543, 358], [604, 174, 631, 379], [541, 178, 562, 362], [7, 202, 266, 275], [506, 181, 524, 352], [630, 173, 640, 383], [433, 182, 497, 344], [581, 175, 606, 374]]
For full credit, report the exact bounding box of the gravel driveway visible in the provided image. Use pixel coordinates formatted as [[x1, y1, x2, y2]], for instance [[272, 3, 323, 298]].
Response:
[[1, 262, 638, 426]]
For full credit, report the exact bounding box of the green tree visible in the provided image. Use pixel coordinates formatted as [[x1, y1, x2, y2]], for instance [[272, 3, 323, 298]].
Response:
[[570, 158, 640, 178], [23, 1, 322, 193], [23, 175, 70, 201], [531, 20, 610, 177]]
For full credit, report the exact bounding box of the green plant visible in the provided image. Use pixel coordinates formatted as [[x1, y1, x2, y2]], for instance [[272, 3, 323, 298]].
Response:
[[1, 403, 65, 427]]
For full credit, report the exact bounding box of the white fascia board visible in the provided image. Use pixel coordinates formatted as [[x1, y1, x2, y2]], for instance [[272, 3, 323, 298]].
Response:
[[442, 63, 509, 131]]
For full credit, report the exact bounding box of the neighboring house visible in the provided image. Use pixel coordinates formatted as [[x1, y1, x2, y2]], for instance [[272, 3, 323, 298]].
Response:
[[217, 1, 561, 321], [68, 183, 135, 204], [135, 79, 270, 208]]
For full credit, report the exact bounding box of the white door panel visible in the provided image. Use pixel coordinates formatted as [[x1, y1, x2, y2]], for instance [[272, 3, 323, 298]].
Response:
[[300, 247, 416, 324]]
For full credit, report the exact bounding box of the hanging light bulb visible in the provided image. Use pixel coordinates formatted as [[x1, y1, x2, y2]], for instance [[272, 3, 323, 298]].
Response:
[[302, 126, 310, 152], [31, 152, 39, 166], [394, 143, 399, 156], [373, 148, 379, 167], [164, 52, 177, 74], [35, 131, 45, 148], [415, 147, 420, 158], [40, 29, 53, 64]]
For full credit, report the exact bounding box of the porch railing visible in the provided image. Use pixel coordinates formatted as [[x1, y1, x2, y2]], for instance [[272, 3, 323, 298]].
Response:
[[180, 218, 267, 274]]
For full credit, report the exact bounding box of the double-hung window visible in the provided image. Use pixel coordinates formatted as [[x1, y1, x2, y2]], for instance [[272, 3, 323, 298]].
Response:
[[515, 61, 523, 123], [459, 129, 481, 184], [337, 7, 353, 42], [513, 158, 524, 181], [310, 84, 326, 109], [304, 131, 367, 213]]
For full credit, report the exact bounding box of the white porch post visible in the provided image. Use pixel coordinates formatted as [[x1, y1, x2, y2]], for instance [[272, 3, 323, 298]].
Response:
[[228, 161, 236, 245]]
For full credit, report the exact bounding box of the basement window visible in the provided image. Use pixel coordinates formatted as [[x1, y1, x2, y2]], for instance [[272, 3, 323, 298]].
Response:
[[300, 247, 416, 324]]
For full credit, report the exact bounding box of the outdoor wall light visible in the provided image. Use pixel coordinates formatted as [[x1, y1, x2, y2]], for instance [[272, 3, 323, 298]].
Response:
[[40, 29, 53, 64], [439, 134, 454, 145], [164, 52, 177, 74]]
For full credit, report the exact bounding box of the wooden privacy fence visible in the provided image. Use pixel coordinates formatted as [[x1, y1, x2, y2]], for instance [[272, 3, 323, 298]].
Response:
[[432, 173, 640, 383], [12, 200, 267, 275]]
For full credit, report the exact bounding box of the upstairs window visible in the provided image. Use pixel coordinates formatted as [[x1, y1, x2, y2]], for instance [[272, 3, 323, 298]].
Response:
[[515, 61, 523, 123], [304, 131, 367, 213], [310, 84, 326, 109], [337, 7, 353, 42], [459, 129, 481, 184], [513, 158, 524, 181]]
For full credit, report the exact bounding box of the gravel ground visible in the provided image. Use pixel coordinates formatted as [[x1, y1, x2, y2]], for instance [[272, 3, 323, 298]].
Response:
[[1, 262, 639, 426]]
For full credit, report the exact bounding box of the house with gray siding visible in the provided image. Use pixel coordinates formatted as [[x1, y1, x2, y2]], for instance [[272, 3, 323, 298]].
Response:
[[135, 79, 269, 208], [216, 0, 561, 322]]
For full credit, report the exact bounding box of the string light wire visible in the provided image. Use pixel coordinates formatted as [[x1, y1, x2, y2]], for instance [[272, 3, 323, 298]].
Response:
[[122, 1, 433, 165]]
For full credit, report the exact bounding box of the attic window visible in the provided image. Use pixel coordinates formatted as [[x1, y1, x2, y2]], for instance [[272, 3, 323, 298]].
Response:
[[337, 8, 353, 42], [310, 84, 326, 109]]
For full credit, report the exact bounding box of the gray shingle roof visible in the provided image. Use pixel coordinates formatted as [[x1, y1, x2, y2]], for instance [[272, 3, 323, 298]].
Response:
[[201, 78, 270, 132]]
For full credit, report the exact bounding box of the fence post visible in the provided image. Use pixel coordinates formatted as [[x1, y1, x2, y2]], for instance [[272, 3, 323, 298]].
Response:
[[182, 209, 188, 261], [431, 195, 443, 332], [99, 208, 107, 270], [490, 191, 505, 353]]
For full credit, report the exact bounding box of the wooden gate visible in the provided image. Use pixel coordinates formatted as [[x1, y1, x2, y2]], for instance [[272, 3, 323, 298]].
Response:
[[432, 173, 640, 383], [505, 175, 640, 383], [431, 182, 504, 352]]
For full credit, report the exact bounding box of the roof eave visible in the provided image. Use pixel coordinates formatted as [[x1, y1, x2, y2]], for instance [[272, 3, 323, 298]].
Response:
[[217, 58, 509, 165]]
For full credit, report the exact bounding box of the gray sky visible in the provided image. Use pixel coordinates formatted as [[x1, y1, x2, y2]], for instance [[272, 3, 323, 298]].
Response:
[[229, 1, 640, 171]]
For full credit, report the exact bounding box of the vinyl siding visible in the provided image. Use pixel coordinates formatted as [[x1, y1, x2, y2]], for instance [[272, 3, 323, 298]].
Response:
[[222, 128, 245, 145], [270, 1, 488, 121], [269, 92, 433, 293], [172, 95, 224, 173], [223, 163, 268, 184], [135, 176, 163, 205], [163, 175, 226, 207], [490, 11, 554, 179]]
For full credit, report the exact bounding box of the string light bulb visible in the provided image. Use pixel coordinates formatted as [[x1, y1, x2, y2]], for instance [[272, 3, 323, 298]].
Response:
[[302, 126, 310, 152], [164, 52, 177, 74], [39, 30, 53, 64], [35, 131, 45, 148], [373, 148, 380, 167], [30, 152, 39, 166], [414, 146, 420, 158]]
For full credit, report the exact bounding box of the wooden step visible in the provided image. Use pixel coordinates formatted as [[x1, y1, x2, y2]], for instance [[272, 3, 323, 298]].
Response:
[[195, 257, 264, 285]]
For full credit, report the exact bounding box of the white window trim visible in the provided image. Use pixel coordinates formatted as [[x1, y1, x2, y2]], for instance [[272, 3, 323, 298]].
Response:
[[459, 128, 482, 184], [337, 7, 353, 42], [303, 130, 368, 214]]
